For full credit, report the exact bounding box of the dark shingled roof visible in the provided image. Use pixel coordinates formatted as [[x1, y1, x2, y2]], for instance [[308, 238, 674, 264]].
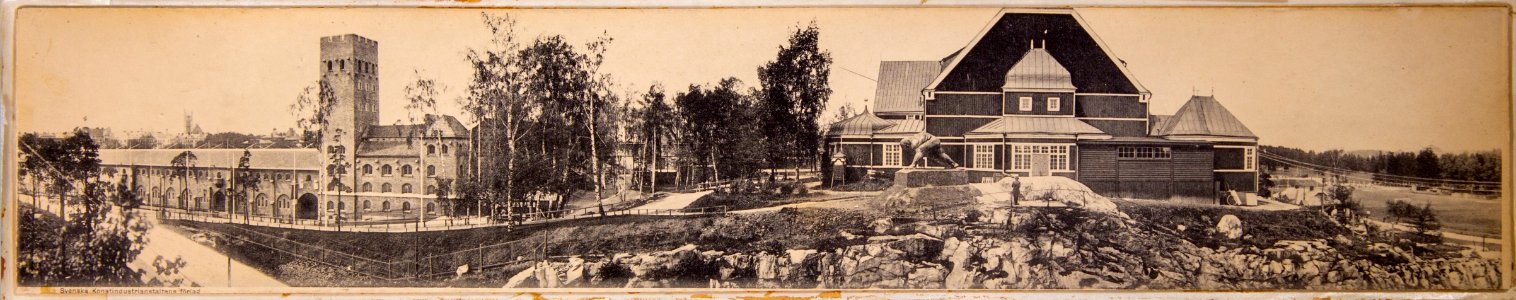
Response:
[[874, 61, 940, 113], [1154, 96, 1256, 139]]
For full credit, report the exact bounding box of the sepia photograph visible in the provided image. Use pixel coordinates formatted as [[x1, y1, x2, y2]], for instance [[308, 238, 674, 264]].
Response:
[[6, 5, 1511, 295]]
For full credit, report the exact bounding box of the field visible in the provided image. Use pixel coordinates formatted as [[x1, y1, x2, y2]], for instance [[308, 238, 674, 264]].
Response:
[[1350, 186, 1502, 237]]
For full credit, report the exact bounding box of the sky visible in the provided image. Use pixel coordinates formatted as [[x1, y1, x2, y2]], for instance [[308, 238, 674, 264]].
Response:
[[14, 7, 1511, 153]]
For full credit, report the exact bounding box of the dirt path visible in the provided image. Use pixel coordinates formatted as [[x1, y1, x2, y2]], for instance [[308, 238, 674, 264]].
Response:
[[628, 191, 714, 210]]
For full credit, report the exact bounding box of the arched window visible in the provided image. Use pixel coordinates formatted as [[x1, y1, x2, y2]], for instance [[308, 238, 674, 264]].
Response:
[[402, 202, 412, 211], [427, 165, 436, 176], [362, 182, 373, 192], [382, 165, 393, 176], [442, 145, 449, 154], [402, 183, 413, 194], [427, 145, 436, 154], [338, 201, 346, 211], [363, 164, 373, 175], [327, 201, 335, 211], [382, 201, 391, 211], [382, 183, 392, 193], [402, 165, 413, 176], [425, 185, 435, 195], [363, 200, 371, 210]]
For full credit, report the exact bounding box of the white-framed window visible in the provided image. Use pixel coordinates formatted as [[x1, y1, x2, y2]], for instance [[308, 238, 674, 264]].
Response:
[[1245, 147, 1256, 171], [1018, 96, 1033, 111], [1118, 147, 1172, 159], [1010, 144, 1072, 171], [973, 144, 995, 169], [883, 144, 903, 167], [1047, 97, 1061, 111]]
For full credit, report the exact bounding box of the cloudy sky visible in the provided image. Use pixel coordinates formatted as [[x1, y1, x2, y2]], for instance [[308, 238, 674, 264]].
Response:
[[14, 7, 1510, 153]]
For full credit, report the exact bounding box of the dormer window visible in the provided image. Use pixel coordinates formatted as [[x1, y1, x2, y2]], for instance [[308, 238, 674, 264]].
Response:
[[1047, 97, 1061, 111], [1019, 97, 1033, 111]]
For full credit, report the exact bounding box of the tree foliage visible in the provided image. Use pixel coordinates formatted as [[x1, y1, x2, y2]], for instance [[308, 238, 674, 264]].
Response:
[[758, 21, 832, 173], [458, 13, 623, 217], [675, 78, 767, 182], [18, 130, 159, 286]]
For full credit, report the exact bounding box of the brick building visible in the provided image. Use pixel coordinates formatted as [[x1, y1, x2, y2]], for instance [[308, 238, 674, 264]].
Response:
[[96, 34, 471, 221]]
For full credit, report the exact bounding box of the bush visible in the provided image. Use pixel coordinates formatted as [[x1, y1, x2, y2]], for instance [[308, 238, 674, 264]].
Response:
[[796, 183, 810, 196], [963, 210, 983, 223]]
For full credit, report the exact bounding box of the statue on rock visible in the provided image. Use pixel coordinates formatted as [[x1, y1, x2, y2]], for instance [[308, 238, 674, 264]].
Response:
[[900, 132, 959, 169]]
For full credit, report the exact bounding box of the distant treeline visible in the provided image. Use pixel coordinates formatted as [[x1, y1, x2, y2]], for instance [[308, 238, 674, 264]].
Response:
[[1260, 145, 1501, 183]]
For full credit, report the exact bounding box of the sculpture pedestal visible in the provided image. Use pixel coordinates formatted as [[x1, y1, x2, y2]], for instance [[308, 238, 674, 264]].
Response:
[[894, 169, 970, 188]]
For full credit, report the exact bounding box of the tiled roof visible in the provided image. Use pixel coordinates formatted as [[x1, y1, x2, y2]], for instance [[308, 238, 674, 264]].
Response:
[[98, 149, 323, 170], [968, 116, 1106, 135], [1154, 96, 1256, 139], [826, 112, 896, 136], [365, 114, 471, 139], [877, 119, 924, 134], [874, 61, 940, 113], [356, 140, 419, 157], [1002, 47, 1076, 91]]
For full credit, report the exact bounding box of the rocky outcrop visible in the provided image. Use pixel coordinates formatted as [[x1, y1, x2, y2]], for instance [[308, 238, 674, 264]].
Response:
[[500, 206, 1501, 290]]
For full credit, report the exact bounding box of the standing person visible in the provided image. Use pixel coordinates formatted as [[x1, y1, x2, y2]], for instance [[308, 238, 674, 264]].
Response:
[[1010, 175, 1022, 206]]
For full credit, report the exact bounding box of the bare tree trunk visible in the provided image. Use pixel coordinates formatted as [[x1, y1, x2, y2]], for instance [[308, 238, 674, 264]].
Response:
[[590, 102, 605, 217]]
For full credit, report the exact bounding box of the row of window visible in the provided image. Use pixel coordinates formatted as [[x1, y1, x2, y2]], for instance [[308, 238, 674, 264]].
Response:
[[325, 58, 376, 75], [360, 164, 440, 177], [137, 169, 313, 182], [1118, 147, 1172, 159], [882, 143, 1072, 171], [1016, 96, 1061, 112], [357, 182, 442, 195], [327, 200, 433, 213]]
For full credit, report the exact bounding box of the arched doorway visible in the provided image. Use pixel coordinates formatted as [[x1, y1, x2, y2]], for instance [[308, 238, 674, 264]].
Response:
[[274, 194, 290, 217], [254, 193, 270, 216], [212, 191, 227, 212], [179, 190, 190, 209], [296, 193, 319, 220]]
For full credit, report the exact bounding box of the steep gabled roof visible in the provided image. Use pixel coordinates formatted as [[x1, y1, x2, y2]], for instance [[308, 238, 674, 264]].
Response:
[[874, 61, 940, 113], [1155, 96, 1256, 139], [826, 112, 896, 136], [926, 9, 1148, 95]]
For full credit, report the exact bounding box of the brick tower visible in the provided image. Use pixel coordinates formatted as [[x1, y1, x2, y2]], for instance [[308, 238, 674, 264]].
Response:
[[319, 34, 378, 215]]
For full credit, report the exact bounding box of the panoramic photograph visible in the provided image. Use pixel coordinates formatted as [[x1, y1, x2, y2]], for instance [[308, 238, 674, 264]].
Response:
[[8, 6, 1510, 293]]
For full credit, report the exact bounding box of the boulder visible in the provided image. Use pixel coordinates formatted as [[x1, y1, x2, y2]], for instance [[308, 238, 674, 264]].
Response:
[[1216, 215, 1244, 239]]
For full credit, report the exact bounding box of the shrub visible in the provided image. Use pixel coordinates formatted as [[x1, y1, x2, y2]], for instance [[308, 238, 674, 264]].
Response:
[[796, 183, 810, 196], [963, 210, 983, 223]]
